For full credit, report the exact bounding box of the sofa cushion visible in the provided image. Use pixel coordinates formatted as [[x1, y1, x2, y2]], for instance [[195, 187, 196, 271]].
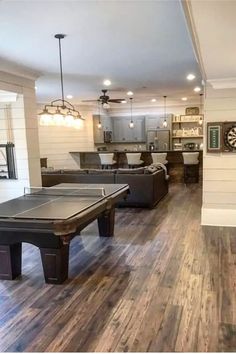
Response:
[[88, 169, 116, 175], [41, 169, 62, 174], [117, 167, 145, 174], [61, 169, 88, 174]]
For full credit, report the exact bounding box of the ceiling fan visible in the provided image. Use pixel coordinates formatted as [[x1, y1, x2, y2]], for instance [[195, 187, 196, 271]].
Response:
[[82, 89, 125, 108]]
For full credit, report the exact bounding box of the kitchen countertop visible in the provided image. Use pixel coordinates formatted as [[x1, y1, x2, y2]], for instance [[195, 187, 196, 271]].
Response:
[[70, 150, 202, 153], [70, 150, 202, 183]]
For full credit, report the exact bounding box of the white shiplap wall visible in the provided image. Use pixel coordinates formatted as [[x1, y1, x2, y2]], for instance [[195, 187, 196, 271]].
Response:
[[0, 71, 41, 203], [202, 85, 236, 226], [0, 93, 41, 202], [38, 106, 95, 169]]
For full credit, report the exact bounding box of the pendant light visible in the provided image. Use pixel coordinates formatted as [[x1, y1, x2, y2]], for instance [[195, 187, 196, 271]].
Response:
[[199, 93, 204, 125], [38, 34, 84, 127], [129, 97, 134, 128], [97, 100, 102, 129], [163, 95, 168, 128]]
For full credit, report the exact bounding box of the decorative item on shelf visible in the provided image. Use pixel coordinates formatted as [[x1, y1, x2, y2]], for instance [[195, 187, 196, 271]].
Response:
[[97, 100, 102, 129], [185, 107, 199, 115], [194, 127, 199, 136], [38, 34, 84, 128], [129, 97, 134, 128], [173, 143, 182, 150], [163, 96, 168, 128], [174, 115, 180, 122], [184, 142, 195, 150]]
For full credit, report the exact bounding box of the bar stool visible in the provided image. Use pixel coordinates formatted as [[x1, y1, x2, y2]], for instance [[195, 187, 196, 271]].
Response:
[[151, 153, 168, 165], [126, 153, 144, 168], [99, 153, 116, 169], [182, 152, 199, 183]]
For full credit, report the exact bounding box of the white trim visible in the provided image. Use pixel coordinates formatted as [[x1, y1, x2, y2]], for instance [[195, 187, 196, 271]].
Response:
[[201, 206, 236, 227], [0, 59, 40, 81], [208, 78, 236, 89]]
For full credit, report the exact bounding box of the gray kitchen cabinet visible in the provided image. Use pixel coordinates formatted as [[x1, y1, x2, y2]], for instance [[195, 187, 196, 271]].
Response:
[[145, 114, 173, 131], [112, 117, 127, 142], [103, 115, 112, 131], [112, 116, 145, 142], [145, 116, 160, 130], [93, 114, 113, 144], [133, 116, 145, 141]]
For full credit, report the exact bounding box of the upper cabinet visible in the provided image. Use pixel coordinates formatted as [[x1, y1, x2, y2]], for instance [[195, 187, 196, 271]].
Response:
[[112, 117, 126, 142], [145, 114, 173, 131], [93, 114, 175, 144], [93, 114, 113, 144], [112, 116, 145, 142]]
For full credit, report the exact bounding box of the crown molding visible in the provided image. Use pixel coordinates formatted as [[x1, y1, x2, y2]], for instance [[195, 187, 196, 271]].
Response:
[[208, 78, 236, 89], [0, 57, 41, 81], [181, 0, 207, 81]]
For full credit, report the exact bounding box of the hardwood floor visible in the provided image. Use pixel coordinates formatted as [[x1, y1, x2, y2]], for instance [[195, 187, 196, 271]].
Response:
[[0, 183, 236, 352]]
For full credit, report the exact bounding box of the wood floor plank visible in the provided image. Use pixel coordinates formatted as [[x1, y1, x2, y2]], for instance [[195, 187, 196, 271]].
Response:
[[197, 290, 218, 352], [0, 184, 236, 351], [219, 323, 236, 352], [148, 304, 183, 352]]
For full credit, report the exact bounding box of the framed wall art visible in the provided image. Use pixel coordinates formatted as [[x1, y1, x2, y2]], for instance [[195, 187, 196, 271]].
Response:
[[207, 122, 222, 152]]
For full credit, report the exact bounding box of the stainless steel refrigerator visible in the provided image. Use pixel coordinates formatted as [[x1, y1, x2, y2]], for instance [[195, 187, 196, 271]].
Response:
[[146, 129, 170, 151]]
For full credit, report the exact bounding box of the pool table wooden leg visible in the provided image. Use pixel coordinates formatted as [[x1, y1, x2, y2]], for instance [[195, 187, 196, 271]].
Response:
[[40, 245, 69, 284], [0, 244, 22, 280], [97, 207, 115, 237]]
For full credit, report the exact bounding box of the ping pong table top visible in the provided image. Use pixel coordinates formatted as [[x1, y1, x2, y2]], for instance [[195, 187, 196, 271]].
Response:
[[0, 183, 128, 221]]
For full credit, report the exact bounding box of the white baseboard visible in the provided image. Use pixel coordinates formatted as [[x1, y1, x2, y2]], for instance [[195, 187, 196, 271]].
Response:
[[201, 206, 236, 227]]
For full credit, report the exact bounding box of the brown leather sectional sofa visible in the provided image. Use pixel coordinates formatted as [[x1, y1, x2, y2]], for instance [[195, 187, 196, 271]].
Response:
[[41, 167, 168, 208]]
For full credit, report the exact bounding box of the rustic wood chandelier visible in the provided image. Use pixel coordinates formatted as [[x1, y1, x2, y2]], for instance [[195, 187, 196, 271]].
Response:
[[38, 34, 84, 128]]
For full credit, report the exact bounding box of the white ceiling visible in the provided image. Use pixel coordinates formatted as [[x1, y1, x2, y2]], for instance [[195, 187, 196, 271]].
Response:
[[189, 0, 236, 81], [0, 0, 202, 105]]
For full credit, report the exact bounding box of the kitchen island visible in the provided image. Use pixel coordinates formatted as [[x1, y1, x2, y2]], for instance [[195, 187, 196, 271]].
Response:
[[70, 150, 203, 183]]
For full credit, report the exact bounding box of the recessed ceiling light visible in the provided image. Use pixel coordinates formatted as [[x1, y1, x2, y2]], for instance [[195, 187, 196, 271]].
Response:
[[127, 91, 133, 96], [187, 73, 196, 81], [181, 97, 188, 101], [151, 98, 157, 102], [103, 79, 111, 86], [35, 86, 37, 90], [194, 87, 201, 92], [66, 94, 73, 99], [121, 100, 127, 103]]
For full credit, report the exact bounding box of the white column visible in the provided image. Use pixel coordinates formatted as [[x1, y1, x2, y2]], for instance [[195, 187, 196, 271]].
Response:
[[201, 84, 236, 226]]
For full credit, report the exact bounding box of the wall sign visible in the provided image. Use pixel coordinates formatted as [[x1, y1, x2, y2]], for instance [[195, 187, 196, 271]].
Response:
[[185, 107, 200, 115], [207, 122, 222, 152]]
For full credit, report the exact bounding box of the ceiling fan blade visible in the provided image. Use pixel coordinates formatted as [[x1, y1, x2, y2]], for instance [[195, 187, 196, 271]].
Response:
[[109, 99, 125, 103], [82, 99, 98, 102]]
